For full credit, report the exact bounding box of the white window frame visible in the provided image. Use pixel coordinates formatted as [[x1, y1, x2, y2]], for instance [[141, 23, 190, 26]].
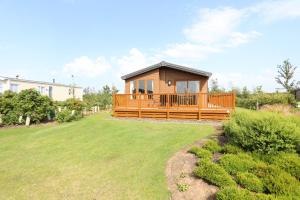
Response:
[[10, 84, 19, 93]]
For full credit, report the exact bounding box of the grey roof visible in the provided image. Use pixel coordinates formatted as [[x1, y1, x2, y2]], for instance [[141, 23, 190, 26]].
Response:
[[121, 61, 212, 80], [0, 76, 82, 88]]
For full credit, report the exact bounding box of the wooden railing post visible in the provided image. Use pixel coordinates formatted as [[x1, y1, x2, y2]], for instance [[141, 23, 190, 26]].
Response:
[[198, 93, 201, 120], [138, 94, 141, 118], [112, 94, 115, 116], [166, 94, 170, 119], [232, 92, 236, 110]]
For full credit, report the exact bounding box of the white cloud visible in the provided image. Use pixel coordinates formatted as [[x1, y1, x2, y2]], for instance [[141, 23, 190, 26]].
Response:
[[63, 56, 111, 78], [251, 0, 300, 22], [115, 48, 161, 75], [226, 31, 261, 47], [163, 6, 261, 60], [164, 43, 221, 59], [116, 48, 148, 75], [162, 0, 300, 60], [183, 7, 246, 44]]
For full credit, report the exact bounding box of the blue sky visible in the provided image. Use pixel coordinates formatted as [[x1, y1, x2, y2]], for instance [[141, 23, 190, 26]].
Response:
[[1, 0, 300, 92]]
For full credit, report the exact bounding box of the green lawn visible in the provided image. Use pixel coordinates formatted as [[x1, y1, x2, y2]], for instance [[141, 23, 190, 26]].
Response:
[[0, 112, 214, 200]]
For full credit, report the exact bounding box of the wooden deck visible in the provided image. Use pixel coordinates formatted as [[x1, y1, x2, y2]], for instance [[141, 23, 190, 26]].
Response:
[[113, 93, 235, 120]]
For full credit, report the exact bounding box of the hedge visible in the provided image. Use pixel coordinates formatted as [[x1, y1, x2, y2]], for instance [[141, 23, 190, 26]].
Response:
[[224, 109, 300, 154], [237, 93, 296, 110]]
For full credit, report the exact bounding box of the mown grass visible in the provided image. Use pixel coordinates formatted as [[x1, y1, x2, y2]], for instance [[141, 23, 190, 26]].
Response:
[[0, 112, 213, 200]]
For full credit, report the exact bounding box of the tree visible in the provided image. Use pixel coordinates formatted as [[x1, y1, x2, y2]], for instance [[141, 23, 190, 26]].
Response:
[[241, 86, 250, 98], [275, 59, 298, 92], [83, 85, 119, 110], [210, 78, 225, 93]]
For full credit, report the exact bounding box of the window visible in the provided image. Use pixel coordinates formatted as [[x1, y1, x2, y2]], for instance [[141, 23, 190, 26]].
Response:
[[138, 80, 145, 94], [176, 81, 188, 93], [0, 83, 2, 93], [147, 80, 153, 99], [49, 86, 53, 98], [147, 80, 153, 94], [176, 81, 200, 93], [10, 84, 18, 93], [188, 81, 200, 93], [130, 80, 136, 99], [37, 86, 45, 94], [130, 80, 136, 94]]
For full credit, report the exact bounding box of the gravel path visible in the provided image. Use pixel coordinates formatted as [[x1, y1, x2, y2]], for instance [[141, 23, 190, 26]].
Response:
[[166, 126, 224, 200]]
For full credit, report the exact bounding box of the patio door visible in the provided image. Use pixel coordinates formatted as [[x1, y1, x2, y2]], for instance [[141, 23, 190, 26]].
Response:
[[175, 80, 200, 106], [176, 80, 200, 93]]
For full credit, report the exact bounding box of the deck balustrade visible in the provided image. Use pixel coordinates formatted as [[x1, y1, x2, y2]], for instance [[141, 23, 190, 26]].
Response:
[[113, 92, 235, 120]]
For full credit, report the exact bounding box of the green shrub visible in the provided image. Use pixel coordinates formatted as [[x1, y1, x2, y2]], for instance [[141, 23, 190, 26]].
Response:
[[224, 109, 300, 154], [253, 163, 300, 197], [236, 172, 264, 193], [237, 93, 296, 110], [222, 144, 243, 154], [0, 91, 19, 125], [193, 160, 236, 188], [177, 183, 189, 192], [188, 147, 212, 160], [216, 186, 276, 200], [257, 153, 300, 180], [64, 98, 85, 111], [15, 89, 54, 123], [56, 109, 82, 123], [219, 153, 257, 175], [0, 89, 54, 125], [202, 139, 222, 153]]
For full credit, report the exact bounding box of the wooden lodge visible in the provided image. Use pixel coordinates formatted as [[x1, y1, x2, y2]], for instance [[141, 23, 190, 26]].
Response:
[[113, 61, 235, 120]]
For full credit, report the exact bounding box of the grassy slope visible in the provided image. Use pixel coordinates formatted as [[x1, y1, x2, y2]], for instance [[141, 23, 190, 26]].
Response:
[[0, 112, 213, 200]]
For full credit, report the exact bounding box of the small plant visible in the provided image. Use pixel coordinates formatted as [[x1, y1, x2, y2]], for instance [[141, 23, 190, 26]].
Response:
[[179, 172, 187, 178], [177, 183, 189, 192], [188, 146, 212, 160], [236, 172, 264, 193], [219, 153, 257, 175], [193, 160, 236, 188], [202, 139, 222, 153], [222, 144, 243, 154]]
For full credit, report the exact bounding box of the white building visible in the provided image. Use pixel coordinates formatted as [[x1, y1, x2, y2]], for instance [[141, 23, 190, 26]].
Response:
[[0, 76, 83, 101]]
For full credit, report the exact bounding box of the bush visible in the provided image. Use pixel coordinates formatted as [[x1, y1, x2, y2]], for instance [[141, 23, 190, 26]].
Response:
[[0, 89, 54, 125], [222, 144, 243, 154], [253, 163, 300, 197], [224, 109, 300, 154], [56, 109, 82, 123], [219, 153, 257, 175], [193, 160, 236, 188], [216, 187, 276, 200], [237, 93, 296, 110], [236, 172, 264, 193], [202, 139, 222, 153], [267, 153, 300, 180], [56, 98, 85, 112], [188, 147, 212, 160], [64, 98, 85, 111], [15, 89, 54, 123], [0, 91, 19, 125]]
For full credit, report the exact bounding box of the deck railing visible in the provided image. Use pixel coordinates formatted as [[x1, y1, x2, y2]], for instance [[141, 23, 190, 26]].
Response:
[[113, 92, 235, 111]]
